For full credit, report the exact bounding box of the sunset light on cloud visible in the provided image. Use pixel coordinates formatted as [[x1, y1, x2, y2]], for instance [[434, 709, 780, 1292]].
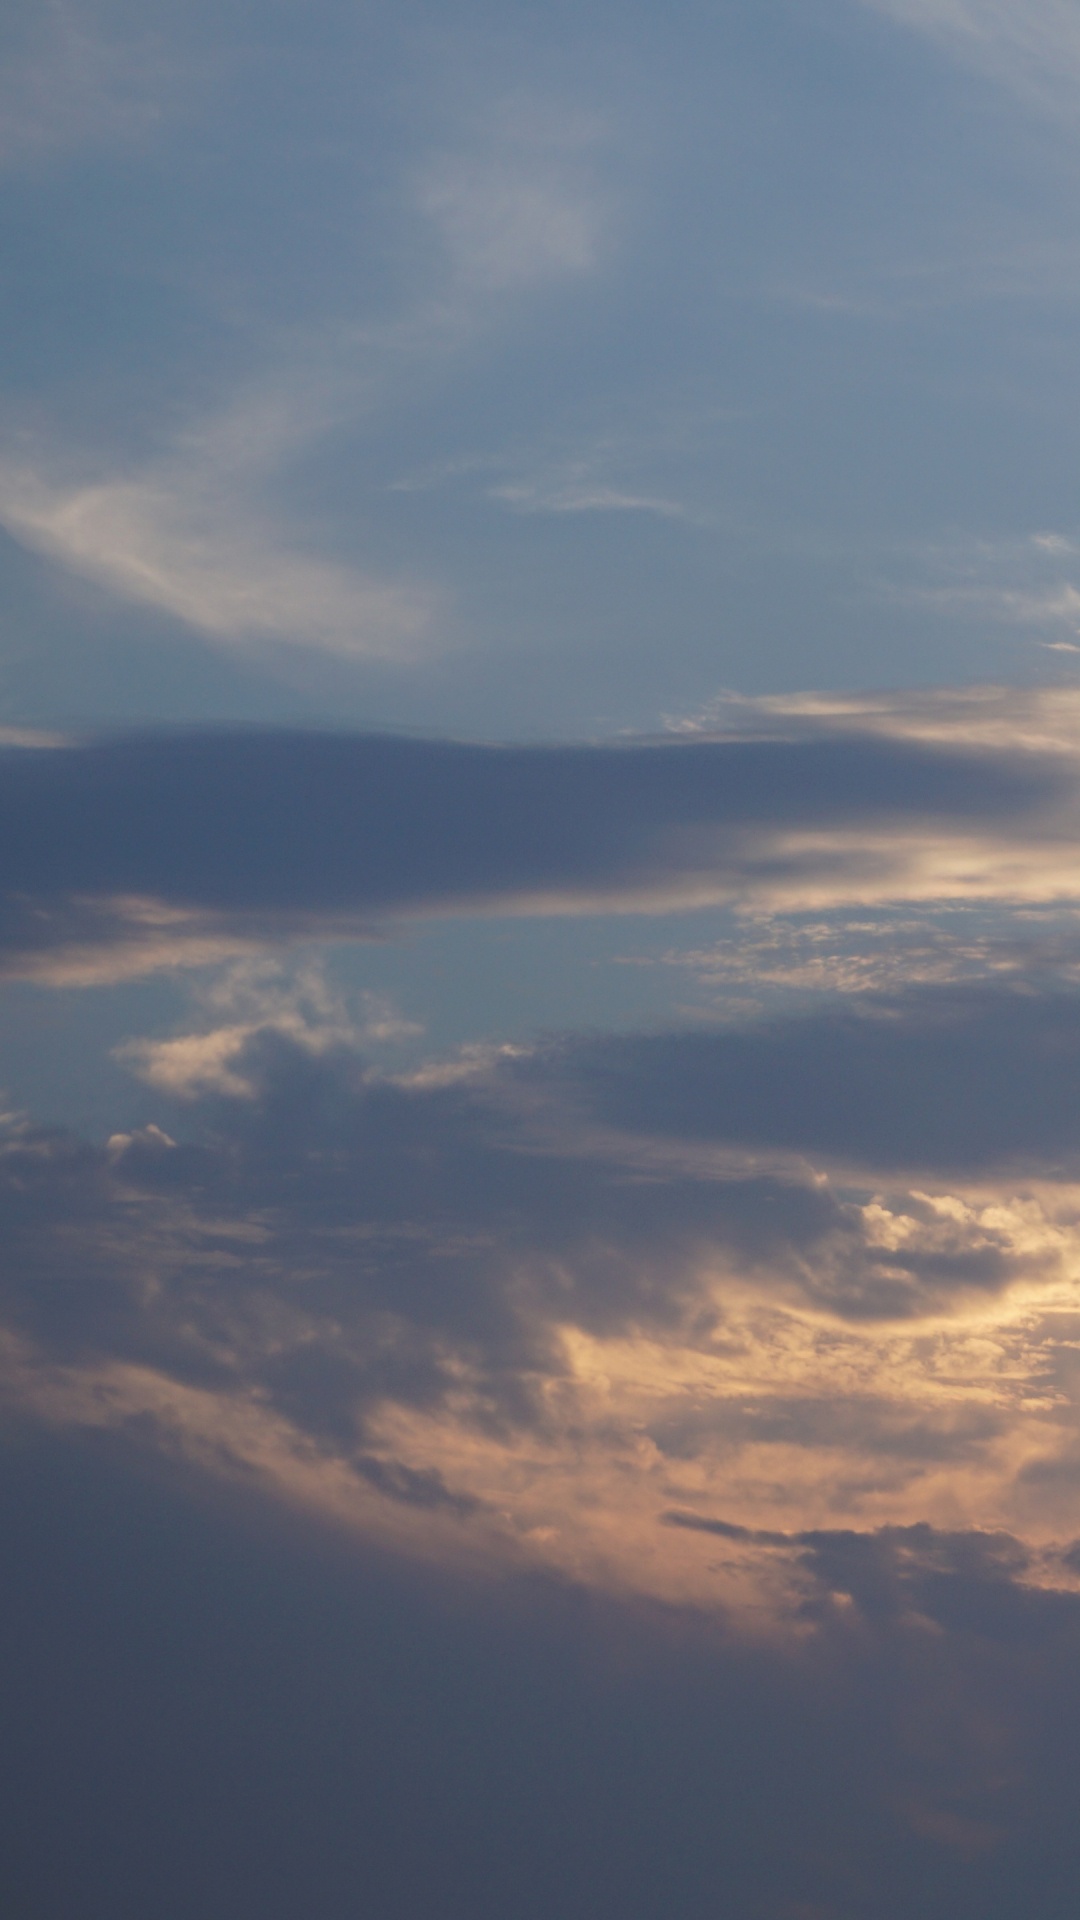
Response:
[[9, 3, 1080, 1916]]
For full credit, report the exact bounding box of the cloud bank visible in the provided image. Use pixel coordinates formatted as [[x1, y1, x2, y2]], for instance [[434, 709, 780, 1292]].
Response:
[[2, 687, 1080, 980], [7, 687, 1080, 1915], [11, 1416, 1080, 1920], [5, 980, 1080, 1618]]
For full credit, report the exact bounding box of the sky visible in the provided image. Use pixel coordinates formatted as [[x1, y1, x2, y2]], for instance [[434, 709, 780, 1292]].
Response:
[[9, 3, 1080, 1915]]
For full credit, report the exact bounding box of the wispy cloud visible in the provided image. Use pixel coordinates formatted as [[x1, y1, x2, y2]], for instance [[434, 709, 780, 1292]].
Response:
[[0, 456, 439, 660], [416, 101, 610, 293], [0, 349, 452, 657], [876, 528, 1080, 645], [671, 680, 1080, 751], [419, 158, 603, 292], [0, 1, 191, 168], [860, 0, 1080, 117], [646, 906, 1071, 1010], [0, 85, 619, 652], [490, 478, 690, 519], [390, 422, 703, 524]]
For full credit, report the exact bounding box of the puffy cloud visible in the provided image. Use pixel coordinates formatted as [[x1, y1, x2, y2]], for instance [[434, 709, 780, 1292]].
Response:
[[6, 1012, 1080, 1616], [9, 695, 1080, 1618], [117, 955, 416, 1096]]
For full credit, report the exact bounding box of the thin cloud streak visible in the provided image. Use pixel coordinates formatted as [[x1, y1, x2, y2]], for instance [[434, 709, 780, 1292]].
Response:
[[0, 462, 439, 660], [861, 0, 1080, 118]]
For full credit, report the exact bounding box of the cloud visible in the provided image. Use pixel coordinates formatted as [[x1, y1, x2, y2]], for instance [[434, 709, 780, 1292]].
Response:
[[667, 682, 1080, 753], [0, 82, 612, 657], [416, 101, 609, 293], [14, 1418, 1080, 1920], [6, 695, 1080, 1611], [390, 398, 725, 524], [543, 983, 1080, 1176], [0, 690, 1077, 980], [490, 479, 690, 518], [118, 957, 420, 1095], [900, 576, 1080, 640], [665, 1510, 1080, 1652], [419, 158, 602, 291], [6, 1014, 1080, 1616], [0, 455, 439, 661], [859, 0, 1080, 117], [646, 909, 1064, 1006], [0, 0, 190, 169]]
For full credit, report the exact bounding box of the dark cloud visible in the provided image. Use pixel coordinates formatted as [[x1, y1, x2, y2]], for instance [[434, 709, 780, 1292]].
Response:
[[0, 723, 1063, 972], [4, 1015, 1080, 1917], [6, 1426, 1080, 1919], [534, 984, 1080, 1174], [0, 1004, 1071, 1635], [0, 1032, 855, 1437], [353, 1452, 486, 1516], [664, 1510, 1080, 1645], [0, 1016, 1052, 1483]]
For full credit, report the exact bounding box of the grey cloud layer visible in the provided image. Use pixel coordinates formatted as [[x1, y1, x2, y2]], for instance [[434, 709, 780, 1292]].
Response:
[[0, 718, 1067, 974], [7, 708, 1080, 1612], [7, 1008, 1080, 1913], [540, 985, 1080, 1176], [9, 1422, 1080, 1920]]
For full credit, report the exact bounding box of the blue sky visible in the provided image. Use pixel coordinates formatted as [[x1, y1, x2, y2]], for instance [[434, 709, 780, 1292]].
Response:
[[7, 0, 1080, 739], [10, 6, 1080, 1916]]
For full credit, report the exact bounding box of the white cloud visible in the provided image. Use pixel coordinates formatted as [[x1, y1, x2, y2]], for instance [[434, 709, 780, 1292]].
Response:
[[0, 461, 438, 660], [0, 356, 442, 659], [117, 957, 421, 1097], [490, 479, 690, 519]]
